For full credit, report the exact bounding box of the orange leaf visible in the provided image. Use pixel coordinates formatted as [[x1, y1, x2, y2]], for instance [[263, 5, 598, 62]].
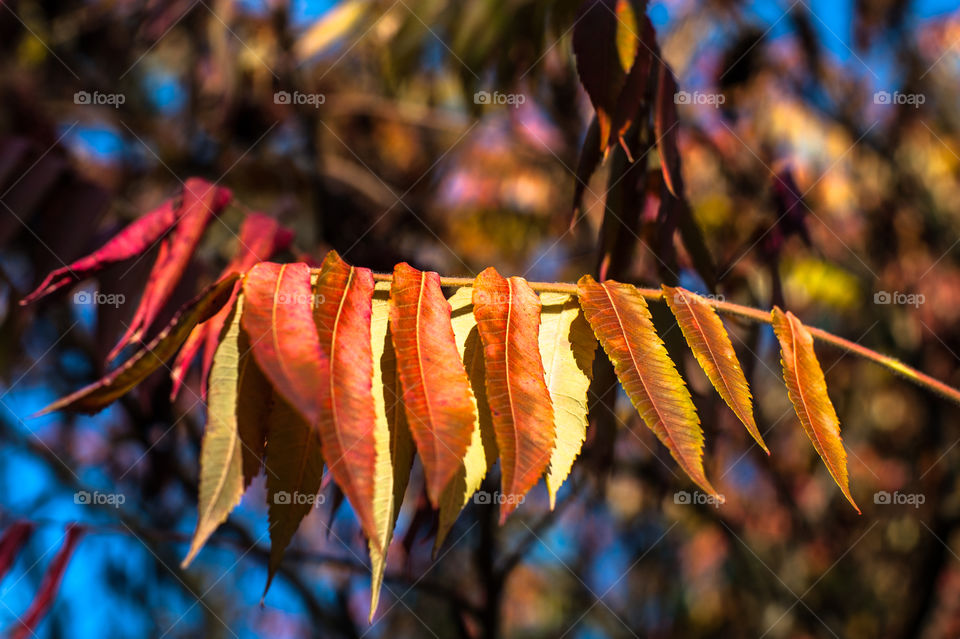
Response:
[[241, 262, 326, 427], [389, 263, 477, 506], [313, 251, 379, 544], [577, 276, 715, 495], [473, 268, 555, 523], [663, 286, 767, 453], [771, 307, 859, 512]]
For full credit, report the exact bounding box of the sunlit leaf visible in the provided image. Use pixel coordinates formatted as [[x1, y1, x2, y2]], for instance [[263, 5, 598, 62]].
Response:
[[368, 281, 414, 619], [538, 293, 596, 509], [313, 251, 379, 544], [435, 286, 496, 552], [390, 263, 476, 505], [473, 268, 555, 522], [663, 286, 767, 453], [577, 275, 715, 495], [771, 307, 859, 512], [242, 262, 325, 427]]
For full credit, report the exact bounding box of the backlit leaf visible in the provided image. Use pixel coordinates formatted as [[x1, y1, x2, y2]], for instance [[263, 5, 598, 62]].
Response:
[[38, 274, 239, 415], [389, 263, 476, 505], [771, 307, 859, 512], [182, 293, 273, 568], [242, 262, 325, 427], [368, 282, 414, 619], [663, 286, 767, 453], [538, 293, 596, 509], [473, 268, 555, 523], [313, 251, 379, 544], [435, 286, 496, 552], [577, 275, 715, 495]]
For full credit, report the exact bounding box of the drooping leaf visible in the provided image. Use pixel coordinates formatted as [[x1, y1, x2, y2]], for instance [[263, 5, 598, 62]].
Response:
[[263, 397, 324, 596], [655, 61, 684, 199], [389, 263, 477, 506], [473, 268, 555, 523], [771, 307, 859, 512], [109, 179, 232, 360], [20, 199, 178, 305], [538, 293, 597, 509], [37, 274, 240, 415], [435, 286, 496, 552], [663, 286, 767, 453], [368, 282, 415, 620], [171, 212, 294, 400], [609, 13, 655, 152], [9, 524, 84, 639], [577, 275, 715, 495], [0, 521, 33, 581], [313, 251, 379, 544], [573, 0, 647, 154], [182, 293, 273, 568], [242, 262, 325, 427]]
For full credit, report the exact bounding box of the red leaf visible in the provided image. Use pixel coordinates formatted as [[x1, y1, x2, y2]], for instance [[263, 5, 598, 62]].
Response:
[[108, 178, 232, 360], [313, 251, 379, 544], [170, 213, 293, 400], [241, 262, 326, 427], [473, 267, 555, 523], [655, 62, 684, 198], [389, 262, 476, 506], [573, 0, 626, 151], [0, 521, 33, 581], [9, 524, 84, 639], [609, 14, 656, 150], [20, 200, 178, 305]]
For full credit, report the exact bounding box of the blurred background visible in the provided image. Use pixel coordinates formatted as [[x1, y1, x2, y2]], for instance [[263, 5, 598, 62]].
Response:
[[2, 0, 960, 637]]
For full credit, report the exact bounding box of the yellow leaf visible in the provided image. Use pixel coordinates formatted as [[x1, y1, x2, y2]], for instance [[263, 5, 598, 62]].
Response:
[[368, 282, 414, 619], [662, 286, 767, 453], [538, 293, 596, 509], [183, 294, 271, 568], [434, 287, 496, 553], [772, 308, 859, 512]]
